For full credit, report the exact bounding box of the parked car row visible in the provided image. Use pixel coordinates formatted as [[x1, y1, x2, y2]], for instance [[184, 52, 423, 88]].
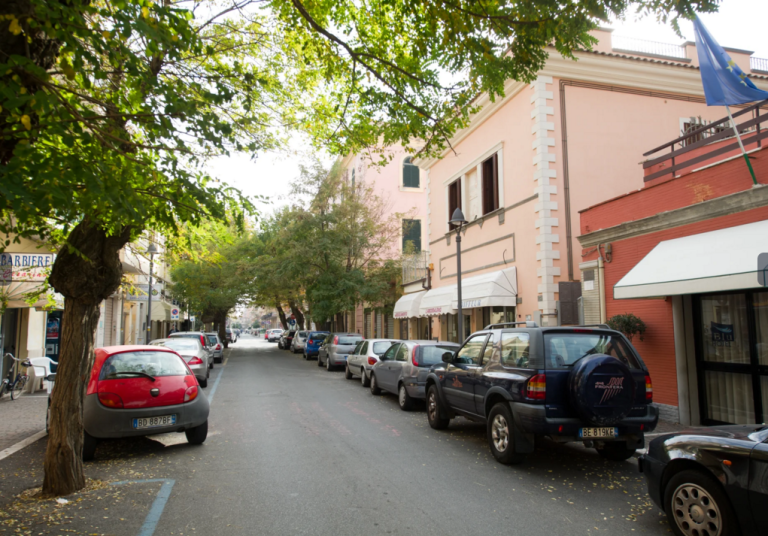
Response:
[[282, 321, 768, 535]]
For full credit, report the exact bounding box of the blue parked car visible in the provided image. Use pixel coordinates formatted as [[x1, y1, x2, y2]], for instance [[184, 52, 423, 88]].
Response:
[[302, 331, 329, 360]]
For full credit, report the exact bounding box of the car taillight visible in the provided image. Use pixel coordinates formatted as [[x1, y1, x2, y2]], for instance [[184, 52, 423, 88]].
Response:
[[333, 335, 339, 344], [98, 392, 124, 408], [645, 375, 653, 402], [308, 340, 314, 345], [200, 335, 206, 346], [525, 374, 546, 400], [412, 345, 420, 367], [368, 357, 377, 366], [188, 356, 203, 365], [184, 386, 198, 403], [215, 344, 222, 350]]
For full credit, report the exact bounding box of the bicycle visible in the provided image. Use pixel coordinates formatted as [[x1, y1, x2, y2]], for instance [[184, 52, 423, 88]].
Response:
[[0, 353, 32, 400]]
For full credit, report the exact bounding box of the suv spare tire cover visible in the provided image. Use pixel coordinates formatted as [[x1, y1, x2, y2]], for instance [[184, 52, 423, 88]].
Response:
[[568, 355, 636, 426]]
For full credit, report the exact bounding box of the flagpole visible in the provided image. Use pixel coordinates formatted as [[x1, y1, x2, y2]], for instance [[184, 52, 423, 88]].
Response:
[[725, 105, 758, 186]]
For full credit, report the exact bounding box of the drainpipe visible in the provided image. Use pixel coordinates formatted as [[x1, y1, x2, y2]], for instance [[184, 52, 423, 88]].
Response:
[[598, 247, 607, 324]]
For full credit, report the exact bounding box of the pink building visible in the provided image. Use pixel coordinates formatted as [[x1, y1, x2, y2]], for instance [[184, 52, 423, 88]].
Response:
[[335, 146, 428, 337], [393, 28, 768, 347]]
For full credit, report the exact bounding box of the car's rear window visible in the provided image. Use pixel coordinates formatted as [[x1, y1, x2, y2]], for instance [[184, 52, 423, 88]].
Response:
[[155, 339, 199, 353], [543, 332, 641, 370], [338, 335, 363, 345], [100, 351, 189, 379], [418, 345, 457, 366], [297, 331, 308, 337], [309, 333, 327, 341], [372, 341, 393, 355], [206, 335, 218, 345]]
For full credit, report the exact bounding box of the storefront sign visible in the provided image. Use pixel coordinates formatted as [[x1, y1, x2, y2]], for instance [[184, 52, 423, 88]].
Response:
[[0, 253, 56, 282], [126, 284, 161, 301], [711, 322, 735, 343], [461, 299, 483, 309]]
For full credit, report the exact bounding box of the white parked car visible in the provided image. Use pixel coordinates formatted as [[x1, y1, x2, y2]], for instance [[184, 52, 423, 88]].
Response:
[[345, 339, 400, 386]]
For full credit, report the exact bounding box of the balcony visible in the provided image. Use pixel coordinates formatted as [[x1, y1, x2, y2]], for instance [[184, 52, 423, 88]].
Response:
[[753, 57, 768, 74], [611, 35, 687, 60], [642, 100, 768, 183], [402, 251, 428, 286]]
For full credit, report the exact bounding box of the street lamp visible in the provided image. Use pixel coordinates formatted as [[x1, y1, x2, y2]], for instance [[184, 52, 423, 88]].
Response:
[[145, 242, 158, 344], [449, 208, 468, 343]]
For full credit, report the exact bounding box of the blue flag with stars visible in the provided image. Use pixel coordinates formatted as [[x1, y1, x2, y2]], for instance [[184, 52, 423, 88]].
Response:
[[693, 16, 768, 106]]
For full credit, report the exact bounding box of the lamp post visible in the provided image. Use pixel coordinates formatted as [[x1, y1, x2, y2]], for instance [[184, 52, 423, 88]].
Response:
[[145, 242, 158, 344], [449, 208, 468, 343]]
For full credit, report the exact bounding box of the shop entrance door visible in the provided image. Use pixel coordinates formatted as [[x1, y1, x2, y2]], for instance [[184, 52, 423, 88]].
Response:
[[694, 290, 768, 424]]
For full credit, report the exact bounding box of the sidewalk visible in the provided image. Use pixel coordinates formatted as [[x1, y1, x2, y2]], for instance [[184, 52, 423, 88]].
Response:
[[0, 394, 47, 453]]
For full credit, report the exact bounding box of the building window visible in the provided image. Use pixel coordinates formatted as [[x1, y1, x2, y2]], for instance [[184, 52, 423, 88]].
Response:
[[403, 157, 420, 188], [481, 153, 499, 215], [448, 179, 462, 230], [402, 219, 422, 252]]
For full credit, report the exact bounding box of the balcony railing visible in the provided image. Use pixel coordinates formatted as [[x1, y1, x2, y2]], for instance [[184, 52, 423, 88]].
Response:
[[611, 36, 687, 59], [402, 251, 428, 285], [752, 57, 768, 73], [642, 100, 768, 182]]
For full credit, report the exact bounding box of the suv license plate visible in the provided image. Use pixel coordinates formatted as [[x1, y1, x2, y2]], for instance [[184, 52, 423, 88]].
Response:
[[579, 427, 618, 439], [133, 415, 177, 429]]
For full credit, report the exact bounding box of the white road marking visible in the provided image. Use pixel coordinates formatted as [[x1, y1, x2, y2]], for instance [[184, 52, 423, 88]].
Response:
[[0, 430, 47, 462]]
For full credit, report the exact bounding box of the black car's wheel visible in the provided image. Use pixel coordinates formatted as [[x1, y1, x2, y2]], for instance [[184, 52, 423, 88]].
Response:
[[199, 376, 208, 388], [344, 365, 353, 380], [426, 385, 449, 430], [370, 373, 382, 395], [186, 420, 208, 445], [398, 384, 414, 411], [361, 368, 370, 387], [209, 359, 214, 369], [303, 351, 308, 360], [83, 431, 98, 461], [664, 469, 736, 536], [487, 403, 526, 464], [596, 441, 636, 461]]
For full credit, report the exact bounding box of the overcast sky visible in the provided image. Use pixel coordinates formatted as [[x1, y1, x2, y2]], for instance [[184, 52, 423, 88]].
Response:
[[207, 0, 768, 217]]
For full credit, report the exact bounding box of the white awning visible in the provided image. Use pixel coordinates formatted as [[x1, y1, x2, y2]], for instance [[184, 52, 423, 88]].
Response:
[[151, 300, 171, 322], [393, 290, 427, 319], [451, 267, 517, 310], [419, 285, 457, 316], [614, 219, 768, 299]]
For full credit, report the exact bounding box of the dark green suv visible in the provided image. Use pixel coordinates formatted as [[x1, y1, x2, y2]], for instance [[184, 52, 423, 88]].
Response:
[[425, 322, 658, 465]]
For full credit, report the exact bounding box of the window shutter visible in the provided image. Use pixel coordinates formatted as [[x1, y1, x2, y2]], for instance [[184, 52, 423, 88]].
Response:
[[482, 153, 499, 215], [403, 157, 420, 188], [448, 179, 462, 229], [558, 281, 582, 326]]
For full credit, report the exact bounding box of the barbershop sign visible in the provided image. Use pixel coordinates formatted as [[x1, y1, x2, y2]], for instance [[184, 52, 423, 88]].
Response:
[[0, 253, 56, 282]]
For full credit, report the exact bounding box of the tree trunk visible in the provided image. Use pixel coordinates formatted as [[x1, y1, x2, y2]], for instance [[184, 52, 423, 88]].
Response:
[[42, 219, 131, 497], [275, 298, 288, 330], [288, 300, 305, 330], [215, 310, 228, 349]]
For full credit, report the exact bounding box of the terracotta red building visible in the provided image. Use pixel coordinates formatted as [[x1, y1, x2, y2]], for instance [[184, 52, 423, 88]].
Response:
[[578, 100, 768, 425]]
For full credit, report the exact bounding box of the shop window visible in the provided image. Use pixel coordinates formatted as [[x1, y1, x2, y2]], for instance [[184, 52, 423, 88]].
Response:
[[402, 219, 421, 252], [448, 179, 462, 230], [481, 153, 499, 215], [403, 157, 420, 188]]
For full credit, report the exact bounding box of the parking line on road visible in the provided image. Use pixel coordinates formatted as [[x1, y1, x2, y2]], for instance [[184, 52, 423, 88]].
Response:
[[111, 479, 175, 536], [0, 430, 46, 462], [207, 366, 225, 404]]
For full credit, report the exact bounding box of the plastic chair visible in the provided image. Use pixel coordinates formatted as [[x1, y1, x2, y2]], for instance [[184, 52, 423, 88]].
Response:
[[28, 357, 58, 393]]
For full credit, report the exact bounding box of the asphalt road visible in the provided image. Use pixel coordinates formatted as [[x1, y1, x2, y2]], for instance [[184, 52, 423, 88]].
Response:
[[0, 334, 674, 535]]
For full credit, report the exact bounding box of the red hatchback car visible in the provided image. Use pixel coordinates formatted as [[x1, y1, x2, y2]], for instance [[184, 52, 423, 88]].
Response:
[[81, 345, 210, 460]]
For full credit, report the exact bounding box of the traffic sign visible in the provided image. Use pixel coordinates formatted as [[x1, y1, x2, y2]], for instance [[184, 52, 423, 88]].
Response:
[[171, 307, 180, 320]]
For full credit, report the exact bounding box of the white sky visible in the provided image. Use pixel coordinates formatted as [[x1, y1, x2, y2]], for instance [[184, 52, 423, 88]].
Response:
[[208, 0, 768, 216]]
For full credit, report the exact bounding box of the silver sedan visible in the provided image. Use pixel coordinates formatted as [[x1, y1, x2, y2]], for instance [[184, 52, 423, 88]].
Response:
[[150, 338, 211, 387], [344, 339, 399, 386], [290, 331, 308, 354]]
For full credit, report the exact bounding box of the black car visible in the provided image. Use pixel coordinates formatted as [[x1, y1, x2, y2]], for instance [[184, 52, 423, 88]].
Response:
[[425, 322, 658, 465], [639, 425, 768, 536]]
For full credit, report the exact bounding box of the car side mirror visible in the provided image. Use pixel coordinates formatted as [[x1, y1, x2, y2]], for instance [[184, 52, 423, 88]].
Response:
[[379, 355, 387, 361], [442, 352, 454, 363]]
